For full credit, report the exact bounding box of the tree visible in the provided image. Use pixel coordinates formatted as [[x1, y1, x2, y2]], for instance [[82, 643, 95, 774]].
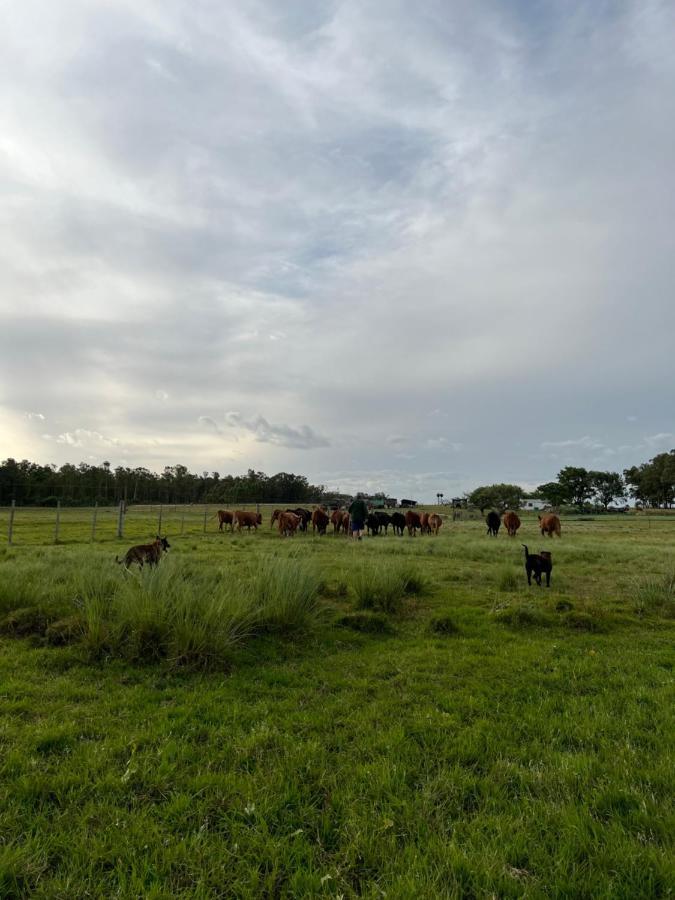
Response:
[[535, 481, 568, 508], [556, 466, 594, 509], [589, 471, 626, 510], [624, 450, 675, 508], [468, 483, 523, 511]]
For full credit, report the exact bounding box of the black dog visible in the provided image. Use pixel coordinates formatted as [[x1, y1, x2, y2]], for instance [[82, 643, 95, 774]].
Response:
[[522, 545, 552, 587]]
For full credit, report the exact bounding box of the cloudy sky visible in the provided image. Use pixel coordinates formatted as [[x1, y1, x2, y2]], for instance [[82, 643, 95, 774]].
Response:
[[1, 0, 674, 500]]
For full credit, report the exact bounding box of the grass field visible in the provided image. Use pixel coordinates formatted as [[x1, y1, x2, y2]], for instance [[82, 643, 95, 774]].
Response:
[[0, 508, 673, 897]]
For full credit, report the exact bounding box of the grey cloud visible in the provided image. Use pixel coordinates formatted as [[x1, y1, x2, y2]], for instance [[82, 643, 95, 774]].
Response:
[[226, 412, 330, 449]]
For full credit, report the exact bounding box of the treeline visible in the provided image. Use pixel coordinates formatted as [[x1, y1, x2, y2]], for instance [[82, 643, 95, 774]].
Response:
[[0, 460, 329, 506], [469, 449, 675, 511]]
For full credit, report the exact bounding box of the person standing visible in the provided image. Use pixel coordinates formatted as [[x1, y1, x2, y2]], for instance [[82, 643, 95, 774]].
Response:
[[348, 496, 369, 541]]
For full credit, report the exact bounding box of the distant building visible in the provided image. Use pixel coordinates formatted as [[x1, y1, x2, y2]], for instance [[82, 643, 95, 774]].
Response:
[[399, 498, 418, 508], [520, 498, 548, 511]]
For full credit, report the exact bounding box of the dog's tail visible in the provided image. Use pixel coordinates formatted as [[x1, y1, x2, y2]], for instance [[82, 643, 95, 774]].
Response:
[[115, 555, 123, 565], [521, 544, 529, 558]]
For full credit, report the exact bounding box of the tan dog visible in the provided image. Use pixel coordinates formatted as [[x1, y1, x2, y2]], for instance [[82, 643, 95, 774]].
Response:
[[116, 536, 170, 569]]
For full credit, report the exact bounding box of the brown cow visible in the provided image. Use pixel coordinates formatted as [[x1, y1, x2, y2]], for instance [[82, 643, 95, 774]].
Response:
[[233, 510, 263, 532], [538, 513, 561, 537], [216, 509, 235, 532], [270, 508, 283, 528], [330, 509, 344, 534], [312, 507, 329, 535], [428, 513, 443, 535], [420, 511, 430, 534], [341, 511, 350, 535], [405, 510, 422, 536], [278, 511, 301, 536], [502, 511, 521, 537]]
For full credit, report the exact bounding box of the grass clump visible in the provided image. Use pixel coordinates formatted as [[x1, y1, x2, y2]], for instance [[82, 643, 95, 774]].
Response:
[[429, 614, 459, 635], [497, 567, 520, 592], [246, 555, 322, 633], [563, 610, 608, 633], [336, 612, 392, 634], [630, 569, 675, 618], [351, 565, 406, 612], [493, 604, 554, 629]]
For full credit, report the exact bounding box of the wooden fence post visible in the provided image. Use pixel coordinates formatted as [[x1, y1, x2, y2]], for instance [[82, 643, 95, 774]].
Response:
[[203, 505, 208, 533], [54, 500, 61, 543], [117, 500, 124, 539], [91, 502, 98, 542], [158, 504, 163, 536], [180, 510, 185, 535], [8, 500, 15, 545]]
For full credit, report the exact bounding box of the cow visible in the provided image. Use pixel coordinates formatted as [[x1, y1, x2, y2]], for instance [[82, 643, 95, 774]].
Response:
[[116, 536, 170, 569], [278, 511, 301, 536], [405, 510, 422, 536], [287, 507, 311, 532], [270, 509, 284, 528], [522, 545, 553, 587], [366, 513, 381, 536], [341, 511, 350, 535], [502, 511, 521, 537], [539, 514, 561, 537], [374, 511, 391, 534], [486, 510, 501, 536], [428, 513, 443, 535], [216, 509, 235, 532], [233, 511, 263, 532], [418, 511, 431, 534], [311, 507, 330, 535], [391, 512, 406, 536], [331, 508, 345, 534]]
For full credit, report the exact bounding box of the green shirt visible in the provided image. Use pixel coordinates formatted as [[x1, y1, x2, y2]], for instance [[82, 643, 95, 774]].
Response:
[[348, 499, 368, 522]]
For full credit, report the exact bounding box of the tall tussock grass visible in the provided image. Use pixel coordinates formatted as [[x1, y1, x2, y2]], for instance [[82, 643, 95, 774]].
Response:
[[352, 562, 427, 612], [630, 568, 675, 618]]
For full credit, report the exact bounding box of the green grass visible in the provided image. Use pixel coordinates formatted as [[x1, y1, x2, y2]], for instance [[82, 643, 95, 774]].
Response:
[[0, 509, 673, 896]]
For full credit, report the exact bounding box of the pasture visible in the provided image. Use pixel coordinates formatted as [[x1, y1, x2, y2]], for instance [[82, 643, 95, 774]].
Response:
[[0, 508, 673, 898]]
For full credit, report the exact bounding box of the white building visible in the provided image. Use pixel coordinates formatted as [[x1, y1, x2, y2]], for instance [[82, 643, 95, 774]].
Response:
[[519, 498, 549, 511]]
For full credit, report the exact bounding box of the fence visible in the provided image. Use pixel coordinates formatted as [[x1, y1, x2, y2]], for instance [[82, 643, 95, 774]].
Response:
[[0, 501, 265, 546]]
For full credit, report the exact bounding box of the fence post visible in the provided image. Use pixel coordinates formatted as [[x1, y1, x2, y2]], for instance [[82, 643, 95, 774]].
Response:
[[54, 500, 61, 543], [91, 502, 98, 542], [8, 499, 15, 545], [180, 510, 185, 535], [117, 500, 124, 539], [203, 505, 208, 533], [158, 504, 163, 536]]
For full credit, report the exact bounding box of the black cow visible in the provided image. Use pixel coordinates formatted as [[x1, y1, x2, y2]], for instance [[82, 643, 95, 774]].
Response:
[[366, 513, 381, 536], [287, 508, 311, 532], [486, 510, 501, 537], [391, 512, 406, 536], [374, 511, 391, 534]]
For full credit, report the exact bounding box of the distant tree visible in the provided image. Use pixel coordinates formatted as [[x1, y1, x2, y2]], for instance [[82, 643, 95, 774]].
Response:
[[556, 466, 594, 510], [624, 450, 675, 508], [589, 471, 626, 510], [468, 483, 523, 511], [535, 481, 568, 508]]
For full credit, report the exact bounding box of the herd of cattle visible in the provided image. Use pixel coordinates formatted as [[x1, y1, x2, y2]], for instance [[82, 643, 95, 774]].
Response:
[[213, 507, 562, 539]]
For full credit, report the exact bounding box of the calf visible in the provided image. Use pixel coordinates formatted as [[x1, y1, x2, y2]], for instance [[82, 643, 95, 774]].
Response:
[[331, 508, 344, 534], [522, 545, 553, 587], [538, 514, 562, 537], [287, 507, 311, 532], [116, 536, 170, 569], [486, 510, 501, 537]]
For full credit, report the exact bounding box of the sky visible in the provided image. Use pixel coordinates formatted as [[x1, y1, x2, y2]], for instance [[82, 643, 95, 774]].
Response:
[[1, 0, 674, 501]]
